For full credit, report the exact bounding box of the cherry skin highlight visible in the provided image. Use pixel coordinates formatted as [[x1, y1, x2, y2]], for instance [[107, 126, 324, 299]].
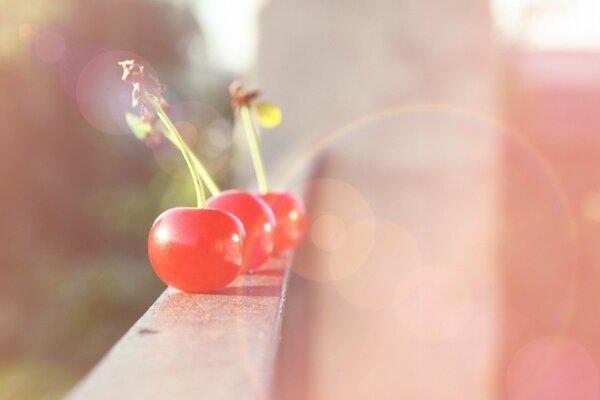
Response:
[[259, 192, 307, 253], [207, 190, 276, 272], [148, 207, 245, 293]]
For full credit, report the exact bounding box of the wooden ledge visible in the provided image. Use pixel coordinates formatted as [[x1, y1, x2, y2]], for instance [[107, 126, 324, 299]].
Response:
[[67, 256, 291, 400]]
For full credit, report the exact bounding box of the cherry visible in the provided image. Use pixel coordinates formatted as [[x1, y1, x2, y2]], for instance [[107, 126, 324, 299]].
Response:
[[207, 190, 276, 272], [148, 207, 245, 293], [120, 61, 248, 293], [259, 192, 307, 254]]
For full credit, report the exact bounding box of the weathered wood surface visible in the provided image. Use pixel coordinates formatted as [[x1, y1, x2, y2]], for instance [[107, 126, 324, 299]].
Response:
[[67, 256, 290, 400]]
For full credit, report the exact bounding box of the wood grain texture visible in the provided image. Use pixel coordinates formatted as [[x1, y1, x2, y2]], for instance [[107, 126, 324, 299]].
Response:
[[67, 256, 290, 400]]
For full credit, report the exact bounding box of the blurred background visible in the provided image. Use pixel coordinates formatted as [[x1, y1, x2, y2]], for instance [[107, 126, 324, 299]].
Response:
[[2, 0, 600, 399]]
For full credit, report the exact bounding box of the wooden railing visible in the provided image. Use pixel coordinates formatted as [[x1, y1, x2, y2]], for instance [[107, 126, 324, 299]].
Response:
[[67, 256, 291, 400], [65, 123, 507, 399]]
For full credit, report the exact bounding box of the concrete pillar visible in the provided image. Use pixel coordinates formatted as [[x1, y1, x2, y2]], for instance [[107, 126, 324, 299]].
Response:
[[259, 1, 501, 399]]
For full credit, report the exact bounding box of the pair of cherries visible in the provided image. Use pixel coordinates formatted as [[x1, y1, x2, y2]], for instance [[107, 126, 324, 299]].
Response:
[[147, 190, 306, 293], [119, 60, 300, 294]]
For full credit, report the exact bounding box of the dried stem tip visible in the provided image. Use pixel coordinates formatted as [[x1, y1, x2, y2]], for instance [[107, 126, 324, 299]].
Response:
[[229, 81, 260, 112], [119, 59, 170, 123]]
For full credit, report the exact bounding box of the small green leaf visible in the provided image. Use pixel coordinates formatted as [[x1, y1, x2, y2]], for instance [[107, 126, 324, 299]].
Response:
[[125, 113, 153, 140], [255, 102, 282, 128]]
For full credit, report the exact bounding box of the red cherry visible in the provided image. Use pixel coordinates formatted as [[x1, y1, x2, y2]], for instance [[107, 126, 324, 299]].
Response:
[[259, 191, 307, 254], [207, 190, 276, 272], [148, 207, 245, 293]]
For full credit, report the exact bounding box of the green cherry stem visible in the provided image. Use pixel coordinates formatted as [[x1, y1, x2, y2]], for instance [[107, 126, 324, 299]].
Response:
[[159, 129, 221, 196], [240, 104, 268, 194], [148, 96, 206, 208], [191, 156, 221, 197]]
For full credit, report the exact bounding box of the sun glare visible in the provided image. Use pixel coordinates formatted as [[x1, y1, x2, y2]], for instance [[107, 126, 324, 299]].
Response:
[[491, 0, 600, 49]]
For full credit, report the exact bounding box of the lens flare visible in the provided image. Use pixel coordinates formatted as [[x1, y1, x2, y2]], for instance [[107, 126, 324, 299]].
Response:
[[18, 23, 36, 43], [393, 264, 473, 340], [207, 121, 233, 151], [152, 143, 191, 180], [60, 44, 109, 99], [292, 178, 374, 282], [506, 336, 599, 400], [580, 190, 600, 223], [169, 101, 233, 175], [32, 29, 66, 63], [278, 102, 580, 338], [333, 219, 422, 310], [174, 121, 199, 148], [75, 50, 155, 135], [310, 214, 347, 252]]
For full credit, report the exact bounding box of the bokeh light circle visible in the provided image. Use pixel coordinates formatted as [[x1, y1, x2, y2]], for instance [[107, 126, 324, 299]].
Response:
[[580, 190, 600, 223], [152, 143, 190, 181], [310, 214, 348, 251], [393, 264, 474, 340], [18, 23, 37, 43], [60, 44, 109, 99], [279, 102, 580, 339], [75, 50, 155, 136], [333, 219, 423, 310], [32, 29, 66, 63], [506, 336, 599, 400], [174, 121, 199, 148], [291, 178, 375, 282], [206, 118, 233, 151], [150, 100, 232, 179]]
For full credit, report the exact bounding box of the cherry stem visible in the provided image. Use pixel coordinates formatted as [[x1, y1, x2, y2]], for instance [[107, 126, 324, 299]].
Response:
[[240, 104, 268, 194], [148, 96, 206, 208], [160, 128, 221, 196], [191, 155, 221, 196]]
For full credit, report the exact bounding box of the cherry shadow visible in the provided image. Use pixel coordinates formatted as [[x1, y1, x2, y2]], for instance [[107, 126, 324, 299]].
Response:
[[212, 284, 282, 297], [253, 268, 286, 276]]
